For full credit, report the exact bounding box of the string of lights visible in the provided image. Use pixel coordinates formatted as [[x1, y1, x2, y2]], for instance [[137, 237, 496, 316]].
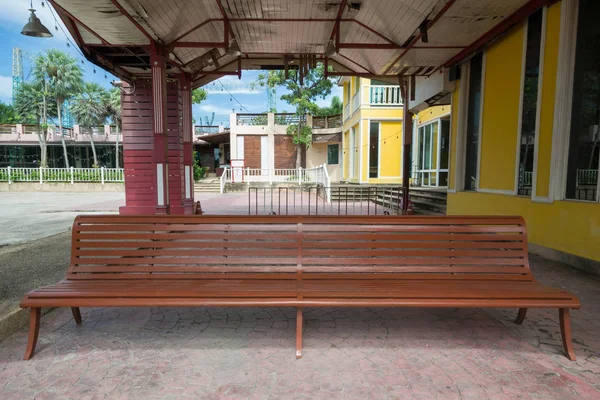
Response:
[[217, 81, 251, 113], [342, 128, 404, 153]]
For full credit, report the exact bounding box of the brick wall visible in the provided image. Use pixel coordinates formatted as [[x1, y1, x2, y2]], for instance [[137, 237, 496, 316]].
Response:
[[275, 136, 296, 169], [243, 136, 262, 168]]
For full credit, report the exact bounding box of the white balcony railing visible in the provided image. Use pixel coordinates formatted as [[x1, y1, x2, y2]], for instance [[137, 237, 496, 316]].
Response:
[[369, 85, 402, 106], [343, 104, 350, 121], [577, 169, 598, 186], [219, 165, 331, 201], [1, 167, 124, 184], [351, 92, 360, 114]]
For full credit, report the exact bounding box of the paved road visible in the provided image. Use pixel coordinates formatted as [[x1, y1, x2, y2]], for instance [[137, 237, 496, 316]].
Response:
[[0, 192, 124, 246]]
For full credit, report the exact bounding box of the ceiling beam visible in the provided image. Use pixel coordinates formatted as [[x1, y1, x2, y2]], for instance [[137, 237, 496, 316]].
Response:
[[383, 0, 457, 74], [169, 19, 222, 45], [47, 0, 109, 45], [338, 53, 373, 74], [172, 42, 227, 48], [442, 0, 553, 69], [215, 0, 236, 39], [109, 0, 154, 42], [330, 0, 347, 45]]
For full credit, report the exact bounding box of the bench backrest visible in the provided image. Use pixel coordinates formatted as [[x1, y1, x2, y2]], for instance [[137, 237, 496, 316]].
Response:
[[69, 215, 532, 281]]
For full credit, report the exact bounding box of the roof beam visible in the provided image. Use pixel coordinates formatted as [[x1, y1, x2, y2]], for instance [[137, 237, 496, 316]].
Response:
[[330, 0, 348, 45], [169, 19, 223, 45], [109, 0, 154, 42], [172, 42, 227, 48], [442, 0, 553, 69], [215, 0, 236, 39], [47, 0, 109, 45], [383, 0, 457, 74]]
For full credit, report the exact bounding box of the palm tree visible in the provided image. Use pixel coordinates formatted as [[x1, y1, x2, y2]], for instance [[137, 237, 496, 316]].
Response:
[[105, 87, 122, 168], [33, 50, 83, 168], [69, 83, 108, 167], [14, 82, 57, 167]]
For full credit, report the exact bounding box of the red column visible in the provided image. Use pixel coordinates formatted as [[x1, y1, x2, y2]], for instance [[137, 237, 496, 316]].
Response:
[[181, 74, 195, 214], [166, 79, 185, 214], [401, 80, 413, 214], [151, 43, 170, 214]]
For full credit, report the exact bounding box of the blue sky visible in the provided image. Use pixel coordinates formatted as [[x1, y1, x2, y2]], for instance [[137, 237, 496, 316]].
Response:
[[0, 0, 342, 127]]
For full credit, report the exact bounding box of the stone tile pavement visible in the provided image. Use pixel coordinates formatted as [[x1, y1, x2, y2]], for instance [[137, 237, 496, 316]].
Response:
[[0, 254, 599, 399]]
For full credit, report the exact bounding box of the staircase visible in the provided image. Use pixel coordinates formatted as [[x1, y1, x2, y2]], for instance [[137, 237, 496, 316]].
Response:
[[194, 178, 221, 193], [329, 183, 447, 215]]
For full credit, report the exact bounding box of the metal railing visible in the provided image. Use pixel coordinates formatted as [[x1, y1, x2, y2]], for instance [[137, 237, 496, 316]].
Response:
[[369, 85, 402, 106], [312, 114, 342, 129], [248, 186, 404, 215], [0, 167, 124, 184], [236, 113, 267, 126], [273, 113, 305, 125], [577, 169, 598, 186], [194, 125, 221, 135]]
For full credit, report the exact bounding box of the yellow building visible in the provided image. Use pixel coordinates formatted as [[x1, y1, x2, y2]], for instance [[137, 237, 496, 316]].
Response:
[[425, 0, 600, 268], [339, 77, 404, 184], [414, 105, 451, 187]]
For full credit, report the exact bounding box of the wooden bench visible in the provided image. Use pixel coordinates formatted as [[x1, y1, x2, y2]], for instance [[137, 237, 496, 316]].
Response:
[[21, 215, 580, 360]]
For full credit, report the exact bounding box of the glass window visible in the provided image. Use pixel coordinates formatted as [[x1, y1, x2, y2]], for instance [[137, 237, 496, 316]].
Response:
[[327, 144, 339, 165], [565, 0, 600, 201], [354, 77, 360, 94], [440, 119, 450, 170], [369, 122, 379, 178], [418, 126, 425, 170], [424, 124, 432, 170], [517, 9, 543, 196], [464, 52, 483, 191]]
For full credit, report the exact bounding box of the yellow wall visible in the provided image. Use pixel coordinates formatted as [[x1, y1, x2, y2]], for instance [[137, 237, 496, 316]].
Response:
[[417, 105, 450, 125], [448, 192, 600, 261], [479, 23, 525, 191], [536, 3, 561, 198], [447, 2, 600, 262], [366, 120, 403, 183]]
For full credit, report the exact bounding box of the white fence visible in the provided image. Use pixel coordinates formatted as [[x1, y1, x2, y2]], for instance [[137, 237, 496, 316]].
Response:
[[577, 169, 598, 186], [369, 85, 402, 106], [220, 164, 331, 201], [0, 167, 124, 184]]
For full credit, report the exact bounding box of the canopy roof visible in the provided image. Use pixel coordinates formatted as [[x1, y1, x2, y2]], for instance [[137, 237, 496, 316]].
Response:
[[49, 0, 543, 88]]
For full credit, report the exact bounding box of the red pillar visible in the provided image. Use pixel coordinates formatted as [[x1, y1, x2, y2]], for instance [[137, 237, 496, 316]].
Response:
[[401, 80, 413, 214], [181, 74, 195, 214], [166, 79, 185, 214], [151, 43, 170, 214]]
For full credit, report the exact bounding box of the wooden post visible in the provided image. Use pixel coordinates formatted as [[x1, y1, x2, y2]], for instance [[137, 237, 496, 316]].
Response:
[[181, 73, 195, 214], [151, 42, 170, 214]]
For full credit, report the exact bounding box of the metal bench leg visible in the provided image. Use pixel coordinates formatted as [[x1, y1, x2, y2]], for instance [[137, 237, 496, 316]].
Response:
[[559, 308, 576, 361], [296, 307, 303, 359], [71, 307, 82, 325], [24, 308, 41, 360], [515, 308, 527, 324]]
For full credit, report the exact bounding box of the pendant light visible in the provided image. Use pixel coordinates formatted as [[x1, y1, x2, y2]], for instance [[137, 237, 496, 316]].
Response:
[[227, 38, 242, 57], [21, 1, 53, 38]]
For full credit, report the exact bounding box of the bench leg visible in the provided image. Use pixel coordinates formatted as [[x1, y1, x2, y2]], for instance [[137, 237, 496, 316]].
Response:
[[24, 308, 41, 360], [515, 308, 527, 324], [559, 308, 576, 361], [296, 307, 303, 359], [71, 307, 82, 325]]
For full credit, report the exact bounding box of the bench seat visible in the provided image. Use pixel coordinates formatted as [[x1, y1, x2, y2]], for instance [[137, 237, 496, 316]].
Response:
[[20, 215, 580, 361]]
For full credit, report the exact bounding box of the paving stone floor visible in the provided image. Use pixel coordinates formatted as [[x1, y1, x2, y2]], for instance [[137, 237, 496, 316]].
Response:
[[0, 255, 599, 399]]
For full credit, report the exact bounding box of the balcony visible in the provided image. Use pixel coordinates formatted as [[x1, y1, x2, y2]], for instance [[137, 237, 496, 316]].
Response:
[[368, 85, 402, 106]]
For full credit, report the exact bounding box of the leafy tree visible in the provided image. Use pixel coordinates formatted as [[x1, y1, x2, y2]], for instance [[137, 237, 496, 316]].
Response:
[[14, 82, 58, 167], [33, 50, 84, 168], [69, 83, 108, 167], [255, 63, 334, 166], [105, 87, 122, 168], [0, 102, 18, 124], [192, 88, 207, 104], [315, 96, 343, 116]]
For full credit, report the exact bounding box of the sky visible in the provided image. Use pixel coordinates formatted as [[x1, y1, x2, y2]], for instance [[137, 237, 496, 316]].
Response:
[[0, 0, 342, 127]]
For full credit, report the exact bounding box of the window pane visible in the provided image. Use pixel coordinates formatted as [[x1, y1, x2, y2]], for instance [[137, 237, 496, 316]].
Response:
[[327, 144, 339, 164], [369, 122, 379, 178], [418, 127, 425, 170], [566, 0, 600, 201], [424, 124, 432, 170], [464, 52, 483, 191], [518, 9, 543, 197]]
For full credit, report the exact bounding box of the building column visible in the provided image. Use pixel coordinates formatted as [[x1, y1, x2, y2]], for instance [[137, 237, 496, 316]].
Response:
[[181, 73, 195, 214], [151, 43, 170, 214]]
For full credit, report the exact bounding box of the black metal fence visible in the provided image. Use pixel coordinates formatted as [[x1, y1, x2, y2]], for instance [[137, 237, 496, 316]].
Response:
[[248, 186, 404, 215]]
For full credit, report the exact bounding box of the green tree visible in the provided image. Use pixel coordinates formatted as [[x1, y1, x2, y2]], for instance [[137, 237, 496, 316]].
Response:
[[256, 63, 334, 167], [0, 102, 18, 124], [105, 87, 122, 168], [14, 82, 58, 167], [69, 83, 109, 167], [192, 88, 207, 104], [33, 50, 84, 168], [315, 95, 342, 116]]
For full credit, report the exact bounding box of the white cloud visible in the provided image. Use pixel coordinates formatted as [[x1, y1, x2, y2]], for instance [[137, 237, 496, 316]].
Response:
[[0, 76, 13, 102], [198, 104, 237, 116]]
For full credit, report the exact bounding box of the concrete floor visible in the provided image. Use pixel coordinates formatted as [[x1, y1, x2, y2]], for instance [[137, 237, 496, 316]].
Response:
[[0, 192, 125, 246]]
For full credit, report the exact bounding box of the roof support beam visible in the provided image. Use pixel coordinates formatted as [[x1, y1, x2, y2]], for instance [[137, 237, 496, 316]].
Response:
[[109, 0, 154, 42], [172, 42, 227, 48], [383, 0, 457, 74], [442, 0, 554, 69], [47, 0, 109, 45], [169, 19, 222, 45], [330, 0, 347, 45], [215, 0, 236, 39]]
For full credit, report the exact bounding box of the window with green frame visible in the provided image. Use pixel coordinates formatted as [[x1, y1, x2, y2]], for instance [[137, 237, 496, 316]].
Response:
[[327, 144, 339, 164]]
